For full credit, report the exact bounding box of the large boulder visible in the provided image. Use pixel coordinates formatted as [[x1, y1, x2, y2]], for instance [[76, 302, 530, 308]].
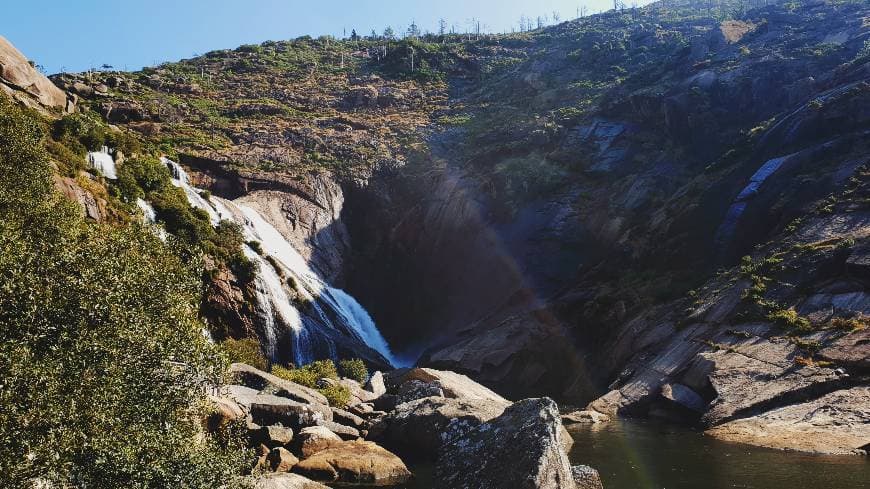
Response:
[[266, 447, 300, 473], [248, 473, 330, 489], [390, 368, 511, 406], [434, 398, 575, 489], [369, 396, 507, 459], [295, 426, 343, 458], [0, 35, 71, 111], [292, 440, 412, 486], [249, 395, 331, 430]]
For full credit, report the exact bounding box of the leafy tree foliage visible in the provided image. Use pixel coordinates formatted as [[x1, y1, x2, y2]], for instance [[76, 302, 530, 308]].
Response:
[[0, 96, 251, 488]]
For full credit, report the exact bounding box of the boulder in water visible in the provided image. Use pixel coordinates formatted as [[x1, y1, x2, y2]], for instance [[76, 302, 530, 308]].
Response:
[[561, 410, 610, 425], [369, 395, 507, 459], [434, 398, 575, 489], [571, 465, 604, 489]]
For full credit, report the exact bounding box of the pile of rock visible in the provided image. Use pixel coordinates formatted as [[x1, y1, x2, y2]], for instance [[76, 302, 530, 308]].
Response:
[[209, 363, 602, 488]]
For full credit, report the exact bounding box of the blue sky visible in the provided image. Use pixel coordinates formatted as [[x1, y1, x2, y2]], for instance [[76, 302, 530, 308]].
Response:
[[4, 0, 652, 74]]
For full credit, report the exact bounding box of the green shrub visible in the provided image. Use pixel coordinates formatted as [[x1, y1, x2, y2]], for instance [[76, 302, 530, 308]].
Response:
[[272, 365, 317, 388], [52, 111, 107, 151], [319, 384, 352, 408], [247, 240, 264, 255], [767, 307, 812, 332], [220, 338, 269, 371], [338, 358, 368, 383], [115, 155, 172, 202], [45, 139, 86, 177]]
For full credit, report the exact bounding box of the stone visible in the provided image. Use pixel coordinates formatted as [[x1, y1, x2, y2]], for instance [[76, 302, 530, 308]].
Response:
[[369, 396, 507, 459], [249, 396, 329, 430], [248, 473, 330, 489], [296, 426, 343, 458], [366, 371, 387, 397], [267, 447, 300, 473], [396, 379, 444, 404], [571, 465, 603, 489], [314, 419, 360, 441], [292, 440, 412, 486], [251, 425, 294, 448], [434, 398, 575, 489], [203, 395, 245, 432], [561, 410, 610, 425], [392, 368, 510, 406], [661, 383, 706, 413], [0, 35, 70, 110], [348, 402, 375, 417], [706, 387, 870, 455], [330, 406, 366, 428]]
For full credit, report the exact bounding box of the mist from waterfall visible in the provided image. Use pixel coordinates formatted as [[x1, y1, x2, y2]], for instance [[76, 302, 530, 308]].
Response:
[[161, 157, 398, 367]]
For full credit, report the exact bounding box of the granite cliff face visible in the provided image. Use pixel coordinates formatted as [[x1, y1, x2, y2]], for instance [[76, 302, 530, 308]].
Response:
[[54, 0, 870, 454]]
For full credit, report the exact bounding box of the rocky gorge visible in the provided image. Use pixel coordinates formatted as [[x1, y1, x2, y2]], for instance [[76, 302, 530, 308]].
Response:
[[1, 0, 869, 488]]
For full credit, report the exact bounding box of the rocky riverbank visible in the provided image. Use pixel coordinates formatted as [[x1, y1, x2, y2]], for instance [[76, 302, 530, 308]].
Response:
[[210, 363, 603, 488]]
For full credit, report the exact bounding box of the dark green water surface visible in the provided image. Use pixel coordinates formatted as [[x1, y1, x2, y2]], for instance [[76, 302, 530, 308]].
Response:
[[567, 419, 870, 489]]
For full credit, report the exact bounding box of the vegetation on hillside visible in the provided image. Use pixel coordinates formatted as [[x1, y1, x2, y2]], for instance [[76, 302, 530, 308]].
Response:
[[0, 96, 251, 487]]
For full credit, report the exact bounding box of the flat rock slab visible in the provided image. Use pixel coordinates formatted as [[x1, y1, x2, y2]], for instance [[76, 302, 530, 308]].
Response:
[[230, 363, 329, 406], [818, 329, 870, 369], [393, 368, 511, 406], [706, 386, 870, 455], [292, 440, 412, 486]]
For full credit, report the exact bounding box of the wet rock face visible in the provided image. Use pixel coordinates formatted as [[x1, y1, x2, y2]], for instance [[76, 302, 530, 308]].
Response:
[[434, 398, 576, 489]]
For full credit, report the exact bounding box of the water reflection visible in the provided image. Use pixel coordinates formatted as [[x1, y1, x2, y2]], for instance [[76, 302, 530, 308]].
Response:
[[568, 419, 870, 489]]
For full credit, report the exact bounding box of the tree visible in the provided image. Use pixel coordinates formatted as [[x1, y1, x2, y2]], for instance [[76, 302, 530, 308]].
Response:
[[0, 97, 250, 488], [370, 29, 379, 40], [439, 18, 448, 36], [406, 21, 421, 39], [383, 26, 396, 40], [552, 11, 561, 23], [350, 29, 359, 41]]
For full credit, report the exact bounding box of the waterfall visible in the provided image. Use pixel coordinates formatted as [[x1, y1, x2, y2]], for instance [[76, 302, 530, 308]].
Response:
[[87, 146, 117, 179], [136, 198, 157, 224], [163, 157, 222, 225], [160, 157, 397, 367]]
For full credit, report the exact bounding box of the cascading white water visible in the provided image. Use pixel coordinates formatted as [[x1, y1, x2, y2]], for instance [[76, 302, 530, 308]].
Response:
[[160, 157, 397, 367], [136, 198, 157, 224], [87, 146, 117, 179]]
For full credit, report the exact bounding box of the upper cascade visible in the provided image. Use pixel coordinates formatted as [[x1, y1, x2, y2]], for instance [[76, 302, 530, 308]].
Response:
[[160, 157, 398, 368]]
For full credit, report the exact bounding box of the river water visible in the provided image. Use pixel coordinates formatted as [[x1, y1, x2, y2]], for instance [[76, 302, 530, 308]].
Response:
[[567, 419, 870, 489]]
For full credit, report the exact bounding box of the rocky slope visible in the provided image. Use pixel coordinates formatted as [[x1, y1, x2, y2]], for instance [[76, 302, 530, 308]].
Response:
[[211, 363, 599, 488], [40, 0, 870, 455]]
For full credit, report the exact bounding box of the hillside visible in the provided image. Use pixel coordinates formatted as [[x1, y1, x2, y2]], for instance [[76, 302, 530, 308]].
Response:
[[2, 0, 869, 475]]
